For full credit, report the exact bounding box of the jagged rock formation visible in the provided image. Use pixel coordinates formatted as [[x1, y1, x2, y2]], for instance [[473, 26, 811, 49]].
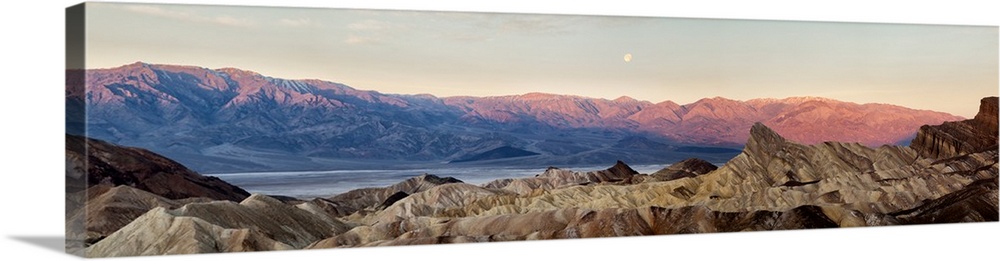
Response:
[[66, 185, 211, 245], [892, 177, 999, 224], [688, 123, 994, 214], [308, 205, 837, 248], [910, 97, 998, 159], [65, 134, 250, 201], [483, 160, 639, 194], [371, 183, 514, 224], [311, 174, 463, 217], [304, 97, 996, 248], [87, 194, 350, 257], [80, 97, 997, 257], [66, 134, 252, 254], [87, 207, 294, 256], [649, 158, 718, 181]]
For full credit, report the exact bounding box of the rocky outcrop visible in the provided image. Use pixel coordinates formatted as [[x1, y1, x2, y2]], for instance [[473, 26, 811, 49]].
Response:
[[685, 122, 996, 214], [309, 205, 838, 248], [910, 97, 998, 159], [483, 161, 639, 194], [66, 185, 211, 245], [66, 135, 252, 254], [372, 183, 514, 224], [80, 97, 998, 257], [650, 158, 718, 181], [311, 174, 463, 217], [892, 177, 999, 224], [87, 207, 293, 257], [87, 194, 350, 257], [65, 134, 250, 201], [310, 103, 996, 249]]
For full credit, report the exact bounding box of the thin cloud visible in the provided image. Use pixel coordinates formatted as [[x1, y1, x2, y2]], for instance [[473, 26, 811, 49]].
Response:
[[344, 35, 379, 45], [347, 20, 397, 31], [495, 16, 575, 35], [339, 12, 586, 45], [338, 13, 590, 45], [123, 5, 254, 27], [428, 13, 580, 43], [213, 16, 252, 27], [344, 19, 403, 45], [279, 18, 313, 27]]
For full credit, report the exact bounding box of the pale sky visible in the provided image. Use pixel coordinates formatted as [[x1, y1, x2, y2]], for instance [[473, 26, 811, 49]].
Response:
[[83, 2, 998, 117]]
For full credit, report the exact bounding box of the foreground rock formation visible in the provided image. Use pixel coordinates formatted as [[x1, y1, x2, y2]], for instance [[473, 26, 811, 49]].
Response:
[[649, 158, 718, 181], [65, 134, 250, 202], [87, 194, 350, 257], [482, 160, 639, 195], [66, 134, 254, 255], [75, 97, 998, 257], [910, 97, 999, 159], [66, 185, 212, 245], [302, 97, 996, 247], [311, 174, 463, 217]]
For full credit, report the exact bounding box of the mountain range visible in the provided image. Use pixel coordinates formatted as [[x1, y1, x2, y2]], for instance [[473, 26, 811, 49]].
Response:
[[67, 62, 962, 172], [72, 96, 998, 257]]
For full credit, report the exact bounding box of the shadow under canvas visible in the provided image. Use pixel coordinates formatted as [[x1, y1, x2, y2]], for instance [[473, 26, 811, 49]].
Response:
[[9, 236, 71, 255]]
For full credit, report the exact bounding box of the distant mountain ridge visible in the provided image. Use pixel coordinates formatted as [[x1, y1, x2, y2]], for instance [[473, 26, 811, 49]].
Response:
[[67, 62, 962, 172]]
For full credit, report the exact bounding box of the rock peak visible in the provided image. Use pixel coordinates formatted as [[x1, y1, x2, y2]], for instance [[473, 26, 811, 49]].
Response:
[[974, 96, 998, 130], [216, 67, 262, 77], [415, 173, 463, 185], [749, 122, 785, 143], [745, 122, 787, 154], [241, 193, 283, 205], [613, 96, 637, 103], [608, 160, 639, 176], [909, 96, 998, 159], [519, 92, 563, 100], [651, 158, 718, 181]]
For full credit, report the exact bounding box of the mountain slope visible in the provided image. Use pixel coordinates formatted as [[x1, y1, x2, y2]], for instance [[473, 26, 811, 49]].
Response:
[[450, 146, 540, 163], [71, 62, 963, 172], [65, 134, 250, 201], [81, 97, 997, 256], [72, 63, 510, 171]]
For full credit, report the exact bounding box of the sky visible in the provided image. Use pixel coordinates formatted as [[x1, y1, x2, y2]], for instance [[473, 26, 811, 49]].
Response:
[[82, 2, 998, 117]]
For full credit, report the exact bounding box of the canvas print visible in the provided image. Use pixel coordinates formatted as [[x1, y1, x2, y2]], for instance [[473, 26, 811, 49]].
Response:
[[65, 2, 999, 258]]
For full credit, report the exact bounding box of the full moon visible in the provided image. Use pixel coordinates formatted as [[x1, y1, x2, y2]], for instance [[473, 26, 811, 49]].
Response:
[[624, 53, 632, 63]]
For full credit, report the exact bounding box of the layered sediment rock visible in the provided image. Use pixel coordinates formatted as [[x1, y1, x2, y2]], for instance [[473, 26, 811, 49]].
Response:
[[308, 205, 838, 248], [311, 174, 463, 217], [310, 98, 996, 248], [87, 194, 350, 257], [910, 97, 998, 159], [483, 160, 639, 194], [649, 158, 718, 181], [66, 135, 252, 254], [66, 134, 250, 201], [87, 207, 294, 256], [892, 177, 999, 224], [372, 183, 514, 224], [404, 123, 992, 222], [83, 97, 999, 256], [66, 185, 210, 245]]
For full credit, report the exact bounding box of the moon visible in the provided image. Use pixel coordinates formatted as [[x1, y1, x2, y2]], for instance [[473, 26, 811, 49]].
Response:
[[623, 53, 632, 63]]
